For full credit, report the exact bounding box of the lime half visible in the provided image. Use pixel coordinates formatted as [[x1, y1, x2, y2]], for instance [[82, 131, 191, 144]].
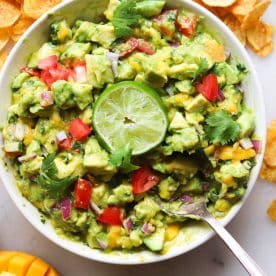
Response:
[[93, 81, 168, 155]]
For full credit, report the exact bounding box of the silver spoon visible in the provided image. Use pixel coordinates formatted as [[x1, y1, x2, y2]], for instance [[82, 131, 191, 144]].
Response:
[[154, 198, 266, 276]]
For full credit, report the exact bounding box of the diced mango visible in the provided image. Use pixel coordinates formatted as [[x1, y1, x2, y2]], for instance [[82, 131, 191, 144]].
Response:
[[165, 223, 180, 242], [218, 146, 256, 161], [215, 199, 231, 212], [8, 253, 35, 276], [23, 126, 34, 146], [45, 268, 59, 276], [0, 252, 17, 271], [107, 226, 122, 249], [26, 258, 49, 276], [221, 175, 235, 187], [204, 145, 216, 156]]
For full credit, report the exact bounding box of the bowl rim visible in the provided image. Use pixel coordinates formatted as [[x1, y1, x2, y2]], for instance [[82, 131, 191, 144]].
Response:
[[0, 0, 266, 265]]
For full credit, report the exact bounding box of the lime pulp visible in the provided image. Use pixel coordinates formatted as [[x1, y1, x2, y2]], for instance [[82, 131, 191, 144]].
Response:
[[92, 81, 168, 155]]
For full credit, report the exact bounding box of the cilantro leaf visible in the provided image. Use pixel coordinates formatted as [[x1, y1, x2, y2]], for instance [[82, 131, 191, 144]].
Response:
[[111, 0, 142, 38], [37, 154, 77, 198], [109, 144, 139, 173], [204, 110, 241, 145], [195, 58, 209, 78]]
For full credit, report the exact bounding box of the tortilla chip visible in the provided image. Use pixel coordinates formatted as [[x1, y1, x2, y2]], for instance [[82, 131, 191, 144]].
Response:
[[0, 48, 8, 69], [256, 42, 274, 57], [0, 0, 21, 28], [11, 16, 34, 42], [267, 199, 276, 221], [260, 163, 276, 183], [247, 21, 273, 51], [242, 0, 272, 30], [202, 0, 237, 7], [0, 27, 11, 51], [230, 0, 257, 22], [264, 121, 276, 167], [23, 0, 62, 20], [224, 14, 246, 46]]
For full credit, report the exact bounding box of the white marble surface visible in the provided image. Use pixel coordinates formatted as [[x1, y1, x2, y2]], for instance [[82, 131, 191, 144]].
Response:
[[1, 4, 276, 276]]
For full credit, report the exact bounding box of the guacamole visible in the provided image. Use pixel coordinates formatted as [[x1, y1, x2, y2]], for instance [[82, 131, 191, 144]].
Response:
[[2, 0, 258, 253]]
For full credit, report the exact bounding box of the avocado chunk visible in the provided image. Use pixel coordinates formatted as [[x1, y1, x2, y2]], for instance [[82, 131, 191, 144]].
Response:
[[135, 1, 165, 18], [60, 43, 92, 63], [237, 108, 255, 138], [186, 94, 209, 113], [143, 228, 165, 252], [74, 21, 116, 48], [50, 20, 72, 44], [11, 73, 29, 90], [85, 54, 114, 88], [163, 127, 199, 155], [107, 182, 134, 205], [159, 176, 180, 200], [182, 177, 202, 193]]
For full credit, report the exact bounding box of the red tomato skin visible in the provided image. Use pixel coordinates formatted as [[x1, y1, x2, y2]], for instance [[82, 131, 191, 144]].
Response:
[[40, 66, 70, 88], [176, 15, 198, 38], [120, 37, 139, 57], [38, 55, 58, 70], [74, 179, 93, 210], [137, 39, 154, 55], [69, 118, 91, 141], [58, 136, 73, 150], [132, 165, 160, 194], [195, 74, 219, 102], [97, 207, 123, 225]]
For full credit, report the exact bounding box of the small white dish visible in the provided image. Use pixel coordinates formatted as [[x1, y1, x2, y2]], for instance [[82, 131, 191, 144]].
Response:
[[0, 0, 266, 265]]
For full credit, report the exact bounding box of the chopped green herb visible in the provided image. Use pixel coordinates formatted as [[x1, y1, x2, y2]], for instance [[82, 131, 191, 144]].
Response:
[[109, 144, 139, 173], [111, 0, 142, 38], [205, 110, 241, 145]]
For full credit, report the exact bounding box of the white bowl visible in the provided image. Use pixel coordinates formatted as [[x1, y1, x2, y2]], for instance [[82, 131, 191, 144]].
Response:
[[0, 0, 266, 265]]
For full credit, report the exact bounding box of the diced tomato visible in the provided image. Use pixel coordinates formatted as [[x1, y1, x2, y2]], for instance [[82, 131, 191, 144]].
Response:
[[98, 207, 123, 226], [195, 73, 219, 102], [58, 136, 73, 150], [38, 55, 58, 70], [119, 37, 139, 57], [69, 118, 91, 141], [21, 66, 41, 77], [137, 39, 154, 55], [176, 14, 198, 38], [74, 178, 93, 210], [132, 165, 160, 194], [40, 65, 70, 88], [154, 9, 178, 38]]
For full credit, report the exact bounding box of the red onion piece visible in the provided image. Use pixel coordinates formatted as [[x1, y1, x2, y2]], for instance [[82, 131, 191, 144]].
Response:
[[239, 138, 253, 150], [18, 153, 37, 163], [106, 52, 120, 78], [141, 223, 155, 235], [74, 65, 87, 83], [60, 197, 71, 220], [14, 123, 25, 141], [56, 131, 67, 142], [217, 89, 225, 102], [123, 218, 133, 232], [90, 200, 102, 216], [171, 42, 180, 48], [96, 238, 108, 250], [40, 91, 54, 107], [252, 140, 261, 153], [201, 182, 210, 192], [181, 194, 193, 204]]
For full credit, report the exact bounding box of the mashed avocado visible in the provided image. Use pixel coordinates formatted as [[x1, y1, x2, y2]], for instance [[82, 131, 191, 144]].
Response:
[[2, 0, 257, 254]]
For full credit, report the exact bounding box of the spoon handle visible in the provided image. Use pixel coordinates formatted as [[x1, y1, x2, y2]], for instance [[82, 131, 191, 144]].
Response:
[[203, 214, 266, 276]]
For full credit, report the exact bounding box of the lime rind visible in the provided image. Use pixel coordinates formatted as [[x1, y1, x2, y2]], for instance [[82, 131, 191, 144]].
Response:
[[93, 81, 168, 155]]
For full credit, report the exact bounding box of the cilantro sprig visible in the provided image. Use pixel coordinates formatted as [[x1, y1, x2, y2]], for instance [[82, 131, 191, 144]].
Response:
[[37, 154, 77, 198], [204, 110, 241, 145], [111, 0, 142, 38], [109, 144, 139, 173]]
